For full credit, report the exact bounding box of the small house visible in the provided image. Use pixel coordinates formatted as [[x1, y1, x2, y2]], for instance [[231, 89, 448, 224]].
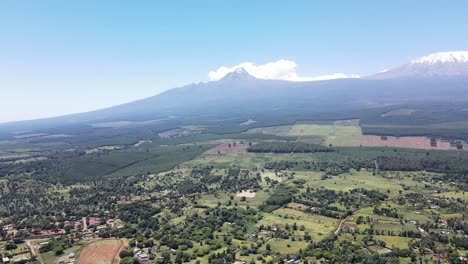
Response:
[[89, 218, 100, 226], [310, 207, 321, 213], [138, 254, 149, 262], [271, 224, 279, 231], [2, 224, 13, 231]]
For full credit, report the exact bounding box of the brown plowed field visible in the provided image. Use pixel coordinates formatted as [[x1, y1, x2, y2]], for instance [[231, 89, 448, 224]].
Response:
[[359, 136, 458, 150], [78, 239, 123, 264], [204, 142, 249, 154]]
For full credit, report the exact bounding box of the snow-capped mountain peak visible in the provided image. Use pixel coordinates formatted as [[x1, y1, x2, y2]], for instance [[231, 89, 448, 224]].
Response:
[[219, 67, 256, 81], [369, 51, 468, 79], [410, 51, 468, 64], [233, 67, 249, 75]]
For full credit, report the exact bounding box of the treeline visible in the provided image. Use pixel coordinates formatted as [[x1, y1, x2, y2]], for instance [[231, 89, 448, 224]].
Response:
[[362, 125, 468, 141], [262, 155, 468, 177], [376, 156, 468, 175], [263, 160, 373, 174], [247, 142, 334, 153]]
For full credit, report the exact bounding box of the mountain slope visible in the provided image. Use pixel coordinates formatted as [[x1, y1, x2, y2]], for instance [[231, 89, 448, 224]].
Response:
[[2, 52, 468, 133], [370, 51, 468, 79]]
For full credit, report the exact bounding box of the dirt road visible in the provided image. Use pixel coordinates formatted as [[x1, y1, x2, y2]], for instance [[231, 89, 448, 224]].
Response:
[[334, 215, 351, 235], [82, 216, 88, 230], [25, 240, 37, 256]]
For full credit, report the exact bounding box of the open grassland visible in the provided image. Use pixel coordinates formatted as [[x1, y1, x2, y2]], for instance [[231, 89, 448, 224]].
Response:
[[257, 208, 339, 242], [186, 145, 463, 170], [247, 126, 294, 136], [294, 169, 405, 195], [246, 120, 467, 150], [41, 244, 84, 264], [182, 152, 274, 168], [265, 238, 309, 255], [290, 124, 362, 146], [184, 148, 367, 169], [375, 235, 419, 249], [247, 123, 362, 147], [433, 191, 468, 201], [0, 242, 29, 259]]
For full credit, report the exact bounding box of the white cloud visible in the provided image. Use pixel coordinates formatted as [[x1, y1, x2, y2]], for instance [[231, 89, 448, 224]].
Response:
[[208, 60, 359, 81]]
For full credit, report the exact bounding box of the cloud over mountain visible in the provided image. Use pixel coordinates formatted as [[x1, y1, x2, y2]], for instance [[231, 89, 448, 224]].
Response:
[[208, 60, 359, 81]]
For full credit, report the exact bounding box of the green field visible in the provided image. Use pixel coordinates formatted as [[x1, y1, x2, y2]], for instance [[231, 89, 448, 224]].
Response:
[[257, 208, 339, 242], [247, 122, 363, 146]]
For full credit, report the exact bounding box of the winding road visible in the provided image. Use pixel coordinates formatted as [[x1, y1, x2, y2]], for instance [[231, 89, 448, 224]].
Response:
[[334, 215, 351, 235]]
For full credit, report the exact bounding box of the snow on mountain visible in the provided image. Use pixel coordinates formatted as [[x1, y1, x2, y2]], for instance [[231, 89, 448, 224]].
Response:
[[218, 67, 257, 82], [369, 51, 468, 79], [410, 51, 468, 64]]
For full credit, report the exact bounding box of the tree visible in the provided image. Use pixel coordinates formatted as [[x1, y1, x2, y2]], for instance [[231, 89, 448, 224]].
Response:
[[5, 242, 17, 250], [54, 246, 64, 256], [120, 249, 133, 259]]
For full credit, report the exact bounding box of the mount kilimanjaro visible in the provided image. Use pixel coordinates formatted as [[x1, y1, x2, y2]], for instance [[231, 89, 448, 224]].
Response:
[[370, 51, 468, 79], [1, 51, 468, 133]]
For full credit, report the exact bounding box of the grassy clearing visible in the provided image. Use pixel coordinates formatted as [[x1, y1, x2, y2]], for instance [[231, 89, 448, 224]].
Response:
[[247, 126, 294, 136], [41, 244, 84, 264], [295, 169, 404, 195], [257, 208, 338, 242], [433, 191, 468, 201], [384, 201, 432, 222], [0, 243, 29, 258], [290, 124, 362, 146], [265, 238, 309, 255], [246, 123, 363, 147]]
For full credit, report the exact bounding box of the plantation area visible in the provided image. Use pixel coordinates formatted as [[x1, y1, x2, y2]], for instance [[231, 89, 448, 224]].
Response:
[[246, 121, 362, 147], [0, 124, 467, 264], [247, 120, 467, 150]]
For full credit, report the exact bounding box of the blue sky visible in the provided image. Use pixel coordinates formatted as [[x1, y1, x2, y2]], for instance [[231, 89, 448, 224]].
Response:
[[1, 0, 468, 123]]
